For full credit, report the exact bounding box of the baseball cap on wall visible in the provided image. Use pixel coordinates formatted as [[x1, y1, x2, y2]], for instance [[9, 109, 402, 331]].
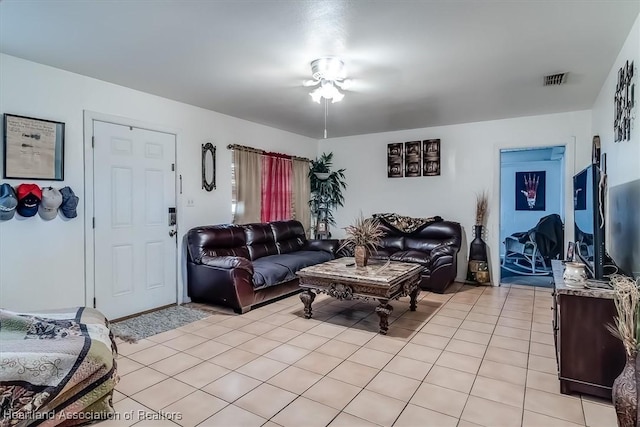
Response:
[[0, 184, 18, 220], [59, 186, 79, 218], [16, 184, 42, 217], [39, 187, 63, 220]]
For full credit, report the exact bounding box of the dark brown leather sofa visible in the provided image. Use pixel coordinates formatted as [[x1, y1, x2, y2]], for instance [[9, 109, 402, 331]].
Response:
[[186, 220, 338, 313], [370, 217, 462, 293]]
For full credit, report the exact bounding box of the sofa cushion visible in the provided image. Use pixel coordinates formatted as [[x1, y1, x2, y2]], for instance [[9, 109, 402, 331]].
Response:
[[278, 238, 305, 254], [404, 238, 442, 253], [202, 247, 250, 259], [245, 223, 279, 260], [187, 224, 247, 262], [390, 250, 430, 265], [270, 251, 333, 273], [270, 221, 306, 254], [380, 236, 404, 251], [252, 258, 295, 289], [370, 248, 399, 260]]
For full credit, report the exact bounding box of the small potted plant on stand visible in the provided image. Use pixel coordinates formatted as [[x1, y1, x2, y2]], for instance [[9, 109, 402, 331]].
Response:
[[607, 275, 640, 427], [339, 214, 384, 267]]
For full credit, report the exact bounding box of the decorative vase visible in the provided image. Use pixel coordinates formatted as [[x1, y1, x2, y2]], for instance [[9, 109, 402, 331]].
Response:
[[475, 270, 490, 284], [612, 351, 638, 427], [563, 262, 587, 286], [469, 225, 488, 261], [354, 246, 369, 267]]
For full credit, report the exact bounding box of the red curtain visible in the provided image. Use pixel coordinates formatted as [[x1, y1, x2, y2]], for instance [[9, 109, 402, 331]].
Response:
[[261, 154, 293, 222]]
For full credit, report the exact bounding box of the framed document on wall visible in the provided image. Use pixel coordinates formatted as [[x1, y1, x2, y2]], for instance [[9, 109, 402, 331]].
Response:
[[3, 114, 65, 180]]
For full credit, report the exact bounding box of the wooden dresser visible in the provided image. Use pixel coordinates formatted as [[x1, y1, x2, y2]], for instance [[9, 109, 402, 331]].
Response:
[[552, 260, 625, 399]]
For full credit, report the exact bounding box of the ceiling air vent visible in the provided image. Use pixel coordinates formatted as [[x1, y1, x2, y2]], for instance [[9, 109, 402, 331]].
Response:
[[544, 73, 567, 86]]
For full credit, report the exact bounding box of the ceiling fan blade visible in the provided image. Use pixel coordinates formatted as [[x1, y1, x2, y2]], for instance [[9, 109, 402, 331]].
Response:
[[302, 79, 320, 87]]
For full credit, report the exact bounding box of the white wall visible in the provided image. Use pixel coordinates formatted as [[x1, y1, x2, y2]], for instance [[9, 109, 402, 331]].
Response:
[[318, 111, 592, 284], [499, 158, 564, 256], [593, 14, 640, 189], [0, 54, 317, 312], [591, 13, 640, 276]]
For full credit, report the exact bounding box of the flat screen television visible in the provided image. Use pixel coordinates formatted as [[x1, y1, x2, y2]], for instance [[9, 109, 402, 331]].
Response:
[[573, 164, 605, 279]]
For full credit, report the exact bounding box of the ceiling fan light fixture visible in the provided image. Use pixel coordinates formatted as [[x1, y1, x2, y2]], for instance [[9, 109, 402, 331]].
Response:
[[307, 57, 349, 138], [311, 57, 345, 81], [331, 90, 344, 103], [334, 79, 352, 90], [316, 80, 344, 102], [308, 59, 347, 103], [310, 89, 323, 103]]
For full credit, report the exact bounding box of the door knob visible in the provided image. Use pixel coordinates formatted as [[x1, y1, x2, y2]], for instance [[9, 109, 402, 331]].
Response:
[[169, 230, 177, 237]]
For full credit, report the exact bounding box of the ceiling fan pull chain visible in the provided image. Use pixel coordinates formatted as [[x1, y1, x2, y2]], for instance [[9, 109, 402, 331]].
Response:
[[324, 98, 328, 139]]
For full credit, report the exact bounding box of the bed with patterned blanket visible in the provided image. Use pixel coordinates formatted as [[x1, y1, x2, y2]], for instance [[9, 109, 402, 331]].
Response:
[[0, 307, 118, 426]]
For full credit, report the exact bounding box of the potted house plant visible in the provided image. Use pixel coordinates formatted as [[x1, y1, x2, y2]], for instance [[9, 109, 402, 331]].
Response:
[[339, 213, 384, 267], [309, 152, 347, 238], [607, 274, 640, 427]]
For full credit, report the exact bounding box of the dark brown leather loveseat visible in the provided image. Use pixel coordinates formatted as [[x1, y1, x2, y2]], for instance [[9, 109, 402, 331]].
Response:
[[370, 216, 462, 293], [186, 220, 338, 313]]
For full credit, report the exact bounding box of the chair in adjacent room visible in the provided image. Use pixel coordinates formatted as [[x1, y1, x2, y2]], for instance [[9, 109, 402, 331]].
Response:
[[502, 213, 564, 276]]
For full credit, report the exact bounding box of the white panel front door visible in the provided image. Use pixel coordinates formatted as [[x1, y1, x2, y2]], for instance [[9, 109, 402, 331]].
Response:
[[93, 121, 177, 320]]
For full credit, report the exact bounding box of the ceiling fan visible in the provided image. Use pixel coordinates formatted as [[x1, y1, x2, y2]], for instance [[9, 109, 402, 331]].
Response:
[[303, 57, 352, 103]]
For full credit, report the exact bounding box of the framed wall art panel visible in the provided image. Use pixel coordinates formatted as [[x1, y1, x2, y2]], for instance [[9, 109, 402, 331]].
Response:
[[404, 141, 421, 177], [387, 143, 403, 178], [422, 139, 441, 176], [516, 171, 546, 211], [614, 60, 634, 142]]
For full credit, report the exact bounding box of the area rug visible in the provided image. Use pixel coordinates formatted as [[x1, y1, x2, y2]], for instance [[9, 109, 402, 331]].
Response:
[[110, 305, 211, 343]]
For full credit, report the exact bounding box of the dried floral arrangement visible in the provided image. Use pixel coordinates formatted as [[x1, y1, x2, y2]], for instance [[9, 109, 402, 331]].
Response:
[[606, 274, 640, 356], [339, 213, 385, 253], [475, 191, 489, 226]]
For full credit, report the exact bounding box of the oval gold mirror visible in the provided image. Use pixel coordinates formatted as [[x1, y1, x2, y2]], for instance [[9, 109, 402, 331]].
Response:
[[202, 143, 216, 191]]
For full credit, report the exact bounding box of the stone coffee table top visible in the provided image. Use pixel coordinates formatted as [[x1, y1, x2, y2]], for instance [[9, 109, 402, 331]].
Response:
[[297, 257, 423, 285], [297, 257, 423, 335]]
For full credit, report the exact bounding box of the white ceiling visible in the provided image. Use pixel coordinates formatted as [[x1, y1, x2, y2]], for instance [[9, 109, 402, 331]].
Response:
[[0, 1, 637, 139]]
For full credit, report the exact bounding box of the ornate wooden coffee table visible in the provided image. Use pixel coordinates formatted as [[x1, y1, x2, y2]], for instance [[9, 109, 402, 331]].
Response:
[[297, 257, 423, 335]]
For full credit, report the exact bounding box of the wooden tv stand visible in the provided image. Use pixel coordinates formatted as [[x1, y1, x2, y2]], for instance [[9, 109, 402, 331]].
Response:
[[552, 260, 625, 400]]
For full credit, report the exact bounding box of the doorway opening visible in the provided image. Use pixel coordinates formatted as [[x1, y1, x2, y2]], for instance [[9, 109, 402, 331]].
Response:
[[499, 146, 566, 287]]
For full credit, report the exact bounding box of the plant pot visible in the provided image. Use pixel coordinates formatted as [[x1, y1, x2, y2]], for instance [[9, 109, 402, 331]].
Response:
[[354, 246, 369, 267], [314, 172, 331, 181], [612, 351, 638, 427]]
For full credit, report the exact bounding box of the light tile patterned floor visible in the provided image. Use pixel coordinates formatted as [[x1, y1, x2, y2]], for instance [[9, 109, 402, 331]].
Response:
[[107, 283, 618, 427]]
